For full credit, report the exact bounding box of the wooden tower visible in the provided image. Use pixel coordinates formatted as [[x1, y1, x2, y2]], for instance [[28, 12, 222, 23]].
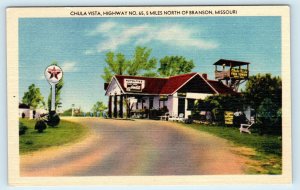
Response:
[[214, 59, 250, 92]]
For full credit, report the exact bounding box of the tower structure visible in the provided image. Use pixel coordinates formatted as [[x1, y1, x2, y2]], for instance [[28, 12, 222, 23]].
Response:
[[214, 59, 250, 92]]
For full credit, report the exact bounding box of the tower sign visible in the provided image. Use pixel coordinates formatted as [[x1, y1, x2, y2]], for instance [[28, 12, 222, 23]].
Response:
[[45, 65, 63, 111], [213, 59, 250, 91]]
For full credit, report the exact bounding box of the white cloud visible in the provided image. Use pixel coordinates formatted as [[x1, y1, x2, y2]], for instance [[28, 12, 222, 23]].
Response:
[[61, 61, 77, 72], [84, 49, 96, 55], [96, 24, 149, 52], [140, 24, 218, 49], [38, 74, 46, 80], [87, 21, 218, 53], [88, 21, 118, 35]]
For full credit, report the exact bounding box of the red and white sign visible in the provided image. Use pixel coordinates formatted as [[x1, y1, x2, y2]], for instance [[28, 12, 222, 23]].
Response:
[[124, 79, 145, 92], [45, 65, 63, 84]]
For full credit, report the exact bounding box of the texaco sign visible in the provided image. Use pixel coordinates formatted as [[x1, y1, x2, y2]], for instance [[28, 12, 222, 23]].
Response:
[[45, 65, 63, 84], [44, 65, 63, 111]]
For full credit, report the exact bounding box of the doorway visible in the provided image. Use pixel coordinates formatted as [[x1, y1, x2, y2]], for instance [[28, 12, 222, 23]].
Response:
[[178, 98, 185, 116]]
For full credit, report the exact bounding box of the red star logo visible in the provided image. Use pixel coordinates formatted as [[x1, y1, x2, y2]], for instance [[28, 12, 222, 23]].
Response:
[[47, 67, 61, 79]]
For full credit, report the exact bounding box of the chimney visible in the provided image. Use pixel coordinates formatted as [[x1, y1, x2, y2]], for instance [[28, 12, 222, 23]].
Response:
[[202, 73, 208, 80]]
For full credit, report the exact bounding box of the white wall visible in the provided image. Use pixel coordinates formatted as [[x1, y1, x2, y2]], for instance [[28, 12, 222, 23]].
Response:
[[185, 98, 191, 118], [172, 95, 178, 117], [19, 109, 32, 119], [153, 96, 160, 109], [106, 78, 122, 96]]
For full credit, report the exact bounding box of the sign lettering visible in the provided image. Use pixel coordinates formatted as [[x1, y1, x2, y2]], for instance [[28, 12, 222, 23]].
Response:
[[124, 79, 145, 92], [230, 68, 248, 79], [224, 111, 234, 125]]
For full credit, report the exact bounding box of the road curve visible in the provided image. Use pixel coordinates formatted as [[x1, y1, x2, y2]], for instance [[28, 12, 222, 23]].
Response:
[[21, 117, 249, 176]]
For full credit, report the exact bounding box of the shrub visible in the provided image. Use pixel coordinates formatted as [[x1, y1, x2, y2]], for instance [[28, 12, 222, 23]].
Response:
[[19, 122, 28, 135], [25, 140, 33, 145], [256, 98, 282, 135], [47, 111, 60, 127], [34, 120, 47, 133]]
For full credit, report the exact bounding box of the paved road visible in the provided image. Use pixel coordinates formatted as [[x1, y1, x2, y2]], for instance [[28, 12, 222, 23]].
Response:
[[21, 118, 249, 176]]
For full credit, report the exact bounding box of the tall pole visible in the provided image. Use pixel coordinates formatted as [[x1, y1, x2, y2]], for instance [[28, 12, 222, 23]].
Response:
[[114, 94, 118, 118], [51, 83, 56, 111], [71, 104, 75, 117], [108, 95, 112, 118], [119, 95, 123, 118]]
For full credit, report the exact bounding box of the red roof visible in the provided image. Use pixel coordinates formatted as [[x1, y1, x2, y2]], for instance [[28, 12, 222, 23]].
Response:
[[160, 73, 197, 94], [207, 80, 238, 94], [109, 73, 236, 95]]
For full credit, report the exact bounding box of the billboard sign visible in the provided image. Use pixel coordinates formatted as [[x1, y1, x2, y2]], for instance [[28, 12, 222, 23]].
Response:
[[224, 111, 234, 125], [124, 79, 145, 92], [230, 68, 248, 79]]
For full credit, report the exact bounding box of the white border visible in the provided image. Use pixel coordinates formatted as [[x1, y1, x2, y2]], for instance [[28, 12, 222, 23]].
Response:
[[6, 6, 291, 186]]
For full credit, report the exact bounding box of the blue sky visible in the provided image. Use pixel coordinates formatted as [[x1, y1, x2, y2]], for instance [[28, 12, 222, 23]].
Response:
[[19, 16, 281, 112]]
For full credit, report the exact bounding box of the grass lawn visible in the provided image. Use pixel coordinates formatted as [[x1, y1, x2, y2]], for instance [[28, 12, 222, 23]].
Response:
[[19, 118, 89, 154], [184, 123, 282, 174]]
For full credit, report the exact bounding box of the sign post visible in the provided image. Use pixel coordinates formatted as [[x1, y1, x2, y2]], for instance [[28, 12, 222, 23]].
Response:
[[44, 65, 63, 111]]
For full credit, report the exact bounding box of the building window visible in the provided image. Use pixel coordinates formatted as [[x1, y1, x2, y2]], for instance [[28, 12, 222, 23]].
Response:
[[187, 99, 195, 110]]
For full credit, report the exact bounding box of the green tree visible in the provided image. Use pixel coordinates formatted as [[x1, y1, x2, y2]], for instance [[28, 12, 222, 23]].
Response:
[[47, 62, 64, 111], [158, 56, 195, 77], [141, 71, 159, 77], [61, 108, 72, 116], [196, 94, 244, 123], [256, 98, 282, 134], [101, 46, 157, 82], [22, 84, 45, 109], [127, 46, 157, 76], [91, 101, 107, 113], [244, 73, 282, 110], [101, 52, 128, 82], [243, 74, 282, 134]]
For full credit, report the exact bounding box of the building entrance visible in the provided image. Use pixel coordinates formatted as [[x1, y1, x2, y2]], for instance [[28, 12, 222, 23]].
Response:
[[178, 98, 185, 116]]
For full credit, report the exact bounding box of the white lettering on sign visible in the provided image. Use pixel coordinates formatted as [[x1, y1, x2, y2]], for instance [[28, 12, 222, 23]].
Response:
[[124, 79, 145, 92]]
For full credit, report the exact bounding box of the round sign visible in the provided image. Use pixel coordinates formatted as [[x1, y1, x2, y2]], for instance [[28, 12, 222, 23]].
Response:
[[44, 65, 63, 84]]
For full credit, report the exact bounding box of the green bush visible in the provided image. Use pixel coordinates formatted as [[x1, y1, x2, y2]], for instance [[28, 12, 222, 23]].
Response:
[[47, 111, 60, 127], [192, 94, 245, 124], [19, 122, 28, 135], [256, 98, 282, 135], [34, 120, 47, 133], [25, 140, 33, 145]]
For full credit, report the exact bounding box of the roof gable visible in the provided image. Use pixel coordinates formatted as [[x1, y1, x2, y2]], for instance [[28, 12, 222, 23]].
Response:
[[105, 77, 124, 95], [176, 74, 217, 94], [159, 73, 197, 94]]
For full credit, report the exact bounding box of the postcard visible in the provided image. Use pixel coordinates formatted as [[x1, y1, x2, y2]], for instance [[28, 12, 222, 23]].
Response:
[[7, 6, 291, 185]]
